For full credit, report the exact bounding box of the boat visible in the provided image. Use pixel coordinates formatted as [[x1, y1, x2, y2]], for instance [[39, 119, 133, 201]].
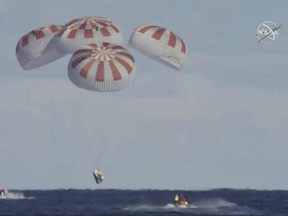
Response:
[[173, 194, 190, 207], [93, 169, 104, 184], [0, 189, 8, 198], [174, 200, 189, 207]]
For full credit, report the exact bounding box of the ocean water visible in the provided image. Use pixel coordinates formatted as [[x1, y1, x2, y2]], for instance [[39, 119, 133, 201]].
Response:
[[0, 189, 288, 216]]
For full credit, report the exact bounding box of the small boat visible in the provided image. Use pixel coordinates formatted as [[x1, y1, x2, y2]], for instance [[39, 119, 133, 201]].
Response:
[[0, 189, 8, 198], [173, 194, 190, 207], [174, 200, 189, 207], [93, 169, 104, 184]]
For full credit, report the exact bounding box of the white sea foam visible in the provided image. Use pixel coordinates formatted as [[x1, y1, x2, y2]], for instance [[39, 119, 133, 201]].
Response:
[[124, 203, 197, 212], [123, 199, 251, 215], [0, 191, 33, 200], [193, 198, 237, 208]]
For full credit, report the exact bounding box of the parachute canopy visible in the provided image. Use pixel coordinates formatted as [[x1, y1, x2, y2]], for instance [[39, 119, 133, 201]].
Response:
[[50, 17, 123, 55], [68, 42, 136, 92], [93, 169, 104, 184], [16, 25, 65, 70], [129, 24, 187, 70]]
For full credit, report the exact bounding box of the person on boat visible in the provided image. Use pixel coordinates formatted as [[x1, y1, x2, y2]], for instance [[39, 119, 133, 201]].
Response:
[[174, 194, 179, 204], [180, 194, 189, 205]]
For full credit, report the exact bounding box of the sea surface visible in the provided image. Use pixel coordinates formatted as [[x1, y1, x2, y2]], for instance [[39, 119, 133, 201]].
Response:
[[1, 189, 288, 216]]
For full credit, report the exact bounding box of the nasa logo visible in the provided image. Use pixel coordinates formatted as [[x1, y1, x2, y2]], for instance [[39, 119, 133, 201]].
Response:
[[256, 21, 282, 44]]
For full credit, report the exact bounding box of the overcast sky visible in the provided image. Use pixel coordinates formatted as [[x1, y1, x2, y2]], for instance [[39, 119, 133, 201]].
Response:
[[1, 0, 288, 190]]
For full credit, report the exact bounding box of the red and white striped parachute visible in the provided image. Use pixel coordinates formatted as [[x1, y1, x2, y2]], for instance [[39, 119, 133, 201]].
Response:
[[16, 25, 65, 70], [129, 24, 187, 70], [50, 17, 123, 55], [68, 43, 136, 92]]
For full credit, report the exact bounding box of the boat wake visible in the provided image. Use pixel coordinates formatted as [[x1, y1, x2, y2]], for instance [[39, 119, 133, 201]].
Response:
[[0, 191, 32, 200], [193, 198, 237, 208], [124, 198, 260, 215]]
